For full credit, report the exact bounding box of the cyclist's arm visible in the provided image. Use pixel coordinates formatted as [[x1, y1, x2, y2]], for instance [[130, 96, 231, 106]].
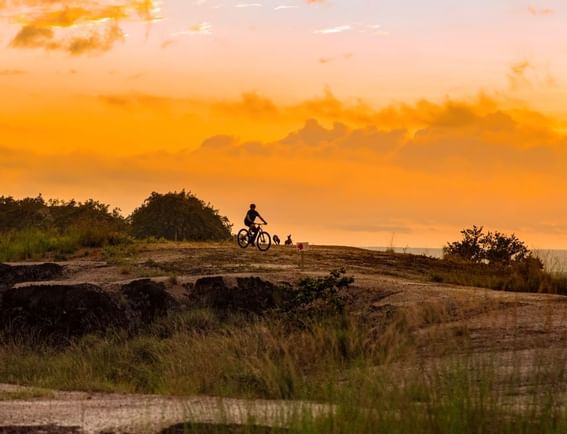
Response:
[[259, 214, 268, 224]]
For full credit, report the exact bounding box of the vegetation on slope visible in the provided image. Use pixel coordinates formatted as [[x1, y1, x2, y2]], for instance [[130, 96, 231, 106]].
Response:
[[0, 191, 231, 261]]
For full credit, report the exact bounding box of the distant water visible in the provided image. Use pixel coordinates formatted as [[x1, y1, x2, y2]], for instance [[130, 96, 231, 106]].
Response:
[[367, 247, 567, 273]]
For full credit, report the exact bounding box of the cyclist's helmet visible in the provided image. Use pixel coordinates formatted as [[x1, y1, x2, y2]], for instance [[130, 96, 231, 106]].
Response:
[[250, 203, 256, 209]]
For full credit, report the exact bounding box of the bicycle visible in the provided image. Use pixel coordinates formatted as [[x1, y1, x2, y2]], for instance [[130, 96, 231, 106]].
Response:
[[237, 223, 272, 251]]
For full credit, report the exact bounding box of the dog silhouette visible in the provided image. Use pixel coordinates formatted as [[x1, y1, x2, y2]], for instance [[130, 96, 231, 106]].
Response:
[[273, 235, 281, 245], [285, 235, 293, 246]]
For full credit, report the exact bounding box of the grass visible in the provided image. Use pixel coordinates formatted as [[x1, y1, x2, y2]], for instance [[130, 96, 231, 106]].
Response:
[[430, 259, 567, 295], [0, 387, 54, 401], [0, 311, 388, 398], [0, 226, 132, 262], [2, 305, 567, 433], [3, 243, 567, 432]]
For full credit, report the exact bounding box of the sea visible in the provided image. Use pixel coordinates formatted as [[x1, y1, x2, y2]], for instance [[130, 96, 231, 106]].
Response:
[[367, 247, 567, 273]]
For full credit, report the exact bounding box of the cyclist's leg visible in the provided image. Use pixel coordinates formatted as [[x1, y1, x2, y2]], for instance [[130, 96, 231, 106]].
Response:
[[246, 223, 255, 242], [250, 225, 260, 245]]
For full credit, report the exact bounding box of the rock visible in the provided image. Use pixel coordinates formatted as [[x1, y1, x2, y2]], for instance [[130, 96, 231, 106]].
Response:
[[189, 276, 286, 314], [0, 283, 126, 339], [0, 263, 63, 288], [121, 279, 179, 323], [159, 422, 284, 433]]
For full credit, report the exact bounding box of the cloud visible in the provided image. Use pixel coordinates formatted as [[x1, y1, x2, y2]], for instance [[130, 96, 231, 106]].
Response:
[[528, 5, 554, 16], [3, 0, 160, 55], [99, 93, 173, 110], [280, 119, 347, 146], [313, 25, 351, 34], [319, 52, 352, 64], [213, 92, 279, 118], [201, 135, 239, 150], [2, 90, 567, 246], [274, 5, 299, 10], [10, 26, 55, 49], [171, 22, 213, 37], [507, 59, 557, 91], [67, 22, 125, 55], [0, 69, 27, 76], [193, 93, 567, 175]]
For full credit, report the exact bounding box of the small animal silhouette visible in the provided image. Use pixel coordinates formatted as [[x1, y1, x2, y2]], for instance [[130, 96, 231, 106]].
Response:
[[273, 235, 281, 245], [285, 235, 293, 246]]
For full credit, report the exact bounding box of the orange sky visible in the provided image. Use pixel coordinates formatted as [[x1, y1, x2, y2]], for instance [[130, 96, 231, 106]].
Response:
[[1, 0, 567, 248]]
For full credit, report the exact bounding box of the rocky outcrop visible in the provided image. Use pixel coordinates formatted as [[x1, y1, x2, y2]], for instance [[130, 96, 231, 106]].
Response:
[[122, 279, 179, 323], [0, 283, 126, 339], [0, 273, 289, 341], [188, 276, 287, 314], [0, 277, 184, 341], [0, 263, 63, 290]]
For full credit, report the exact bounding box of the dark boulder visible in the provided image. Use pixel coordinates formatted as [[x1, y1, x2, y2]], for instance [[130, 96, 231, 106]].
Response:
[[121, 279, 178, 323], [0, 283, 126, 339], [0, 263, 63, 288], [189, 276, 286, 314]]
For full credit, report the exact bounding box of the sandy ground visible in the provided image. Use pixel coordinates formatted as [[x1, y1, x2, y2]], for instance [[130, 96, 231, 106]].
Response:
[[0, 384, 330, 433], [3, 243, 567, 432]]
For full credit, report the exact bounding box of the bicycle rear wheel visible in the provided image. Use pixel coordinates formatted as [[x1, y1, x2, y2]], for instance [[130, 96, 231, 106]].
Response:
[[237, 229, 250, 248], [257, 232, 272, 252]]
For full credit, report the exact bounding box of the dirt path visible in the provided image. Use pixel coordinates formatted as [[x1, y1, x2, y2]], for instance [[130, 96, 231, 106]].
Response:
[[0, 384, 330, 433]]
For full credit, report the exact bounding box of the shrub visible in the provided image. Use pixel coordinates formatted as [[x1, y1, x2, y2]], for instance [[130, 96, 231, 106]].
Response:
[[282, 269, 355, 324], [0, 195, 127, 234], [444, 226, 539, 267], [130, 191, 232, 241], [444, 225, 485, 264]]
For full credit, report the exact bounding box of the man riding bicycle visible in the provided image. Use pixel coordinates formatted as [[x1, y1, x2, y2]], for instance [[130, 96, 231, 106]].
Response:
[[244, 203, 267, 245]]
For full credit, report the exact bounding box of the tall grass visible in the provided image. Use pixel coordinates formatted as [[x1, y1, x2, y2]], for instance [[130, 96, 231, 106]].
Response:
[[0, 311, 389, 398], [2, 307, 567, 433], [430, 259, 567, 295], [0, 225, 131, 262]]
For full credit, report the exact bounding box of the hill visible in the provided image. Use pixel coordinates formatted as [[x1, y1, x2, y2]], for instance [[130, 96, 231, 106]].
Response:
[[1, 243, 567, 433]]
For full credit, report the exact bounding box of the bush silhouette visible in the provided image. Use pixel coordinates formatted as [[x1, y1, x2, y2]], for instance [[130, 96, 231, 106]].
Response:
[[130, 191, 232, 241], [0, 195, 128, 247], [444, 226, 539, 267]]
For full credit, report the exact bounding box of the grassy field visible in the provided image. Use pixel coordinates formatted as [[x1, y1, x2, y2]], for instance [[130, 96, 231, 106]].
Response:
[[0, 226, 132, 262], [2, 306, 567, 433], [2, 243, 567, 432]]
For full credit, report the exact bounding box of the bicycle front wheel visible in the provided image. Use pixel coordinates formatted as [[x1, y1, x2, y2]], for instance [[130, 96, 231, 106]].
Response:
[[237, 229, 250, 248], [256, 232, 272, 252]]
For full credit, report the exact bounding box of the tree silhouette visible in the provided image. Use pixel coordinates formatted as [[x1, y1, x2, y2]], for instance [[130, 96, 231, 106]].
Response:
[[444, 226, 537, 267], [130, 191, 232, 241], [0, 195, 125, 233]]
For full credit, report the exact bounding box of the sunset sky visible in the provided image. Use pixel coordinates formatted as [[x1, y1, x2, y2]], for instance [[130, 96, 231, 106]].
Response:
[[1, 0, 567, 248]]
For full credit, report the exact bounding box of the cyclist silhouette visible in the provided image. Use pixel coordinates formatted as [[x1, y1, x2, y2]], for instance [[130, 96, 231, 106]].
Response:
[[244, 203, 267, 245]]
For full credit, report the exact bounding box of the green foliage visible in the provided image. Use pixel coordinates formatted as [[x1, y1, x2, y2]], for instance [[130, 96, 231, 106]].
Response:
[[0, 225, 133, 262], [0, 228, 74, 262], [0, 191, 234, 261], [445, 225, 537, 267], [430, 255, 567, 294], [444, 225, 485, 263], [0, 195, 130, 261], [0, 195, 127, 234], [130, 191, 232, 241], [2, 310, 567, 433], [285, 269, 354, 318]]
